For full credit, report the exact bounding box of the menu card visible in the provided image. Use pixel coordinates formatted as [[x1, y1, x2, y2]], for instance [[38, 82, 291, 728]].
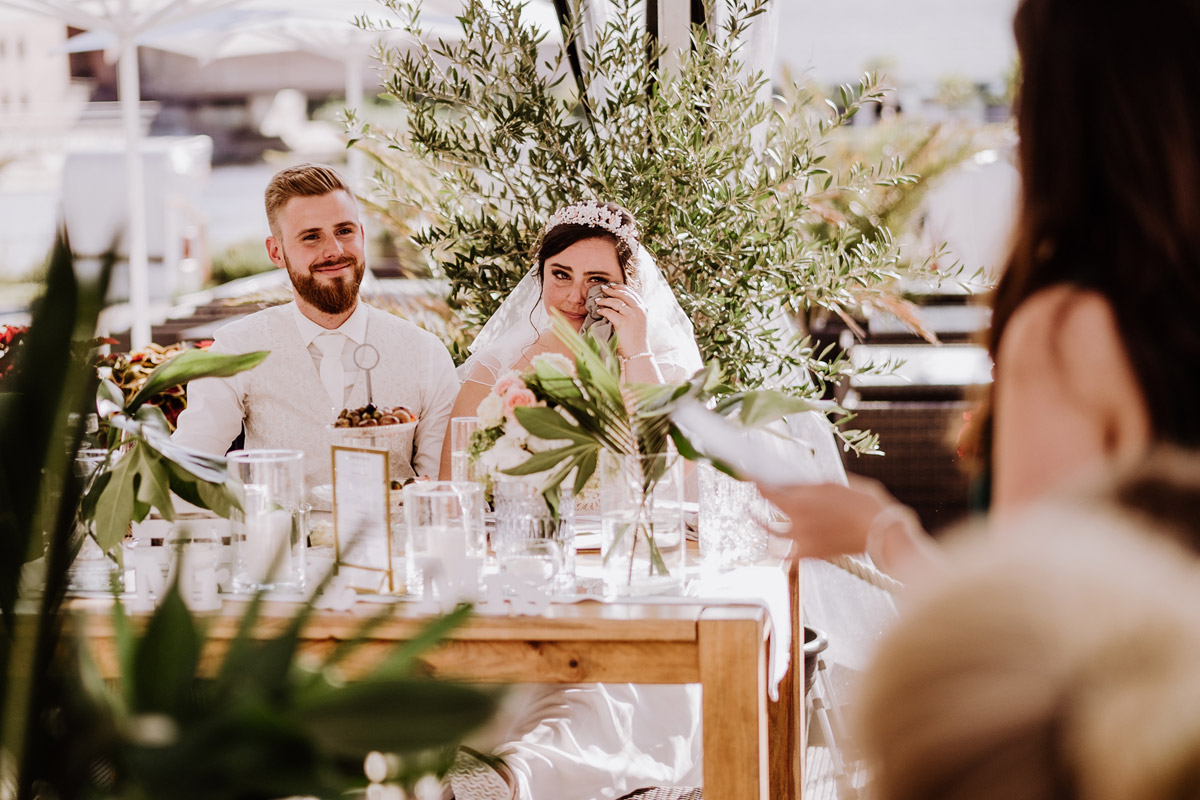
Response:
[[331, 445, 394, 592]]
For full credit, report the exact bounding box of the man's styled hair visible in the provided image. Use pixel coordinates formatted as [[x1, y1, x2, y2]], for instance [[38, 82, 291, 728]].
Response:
[[264, 163, 352, 237]]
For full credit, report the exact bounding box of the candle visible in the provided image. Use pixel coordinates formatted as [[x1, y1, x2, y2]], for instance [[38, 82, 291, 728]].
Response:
[[244, 498, 294, 586]]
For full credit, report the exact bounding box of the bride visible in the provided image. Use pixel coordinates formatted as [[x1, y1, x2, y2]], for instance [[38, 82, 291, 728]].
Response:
[[438, 201, 705, 800], [438, 200, 702, 479]]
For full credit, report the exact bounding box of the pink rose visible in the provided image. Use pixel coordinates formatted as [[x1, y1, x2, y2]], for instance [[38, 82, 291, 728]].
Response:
[[493, 371, 525, 398], [502, 387, 538, 420]]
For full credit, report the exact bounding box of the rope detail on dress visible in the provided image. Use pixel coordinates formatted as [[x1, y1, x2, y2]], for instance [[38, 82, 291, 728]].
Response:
[[824, 554, 905, 596]]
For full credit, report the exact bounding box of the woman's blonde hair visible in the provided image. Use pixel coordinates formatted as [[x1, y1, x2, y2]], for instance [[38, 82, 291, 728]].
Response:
[[855, 500, 1200, 800]]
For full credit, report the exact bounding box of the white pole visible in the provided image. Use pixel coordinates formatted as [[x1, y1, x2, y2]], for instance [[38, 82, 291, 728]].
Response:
[[118, 4, 152, 350], [656, 0, 689, 78]]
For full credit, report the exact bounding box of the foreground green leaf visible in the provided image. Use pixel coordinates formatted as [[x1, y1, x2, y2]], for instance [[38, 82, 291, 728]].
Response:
[[127, 349, 268, 413]]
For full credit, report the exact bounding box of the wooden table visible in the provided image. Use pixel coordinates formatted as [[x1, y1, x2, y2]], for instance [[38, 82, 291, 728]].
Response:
[[75, 557, 803, 800]]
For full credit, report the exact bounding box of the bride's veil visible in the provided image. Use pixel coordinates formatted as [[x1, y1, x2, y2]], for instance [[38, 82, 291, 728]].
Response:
[[459, 244, 703, 386]]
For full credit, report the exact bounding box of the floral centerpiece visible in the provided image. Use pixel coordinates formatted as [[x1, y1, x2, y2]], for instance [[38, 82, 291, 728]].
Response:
[[497, 319, 830, 593], [466, 353, 575, 502]]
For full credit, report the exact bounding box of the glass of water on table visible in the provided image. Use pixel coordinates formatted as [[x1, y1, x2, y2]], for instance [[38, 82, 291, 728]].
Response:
[[450, 416, 480, 482]]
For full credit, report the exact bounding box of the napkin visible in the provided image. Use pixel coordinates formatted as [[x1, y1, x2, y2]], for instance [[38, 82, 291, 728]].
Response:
[[581, 283, 614, 343], [689, 565, 792, 700]]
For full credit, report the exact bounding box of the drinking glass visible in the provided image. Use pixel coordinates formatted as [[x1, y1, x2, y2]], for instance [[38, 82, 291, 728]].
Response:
[[449, 416, 480, 482], [228, 449, 307, 593], [67, 447, 123, 593], [402, 481, 486, 597], [499, 538, 562, 589], [698, 462, 768, 571], [493, 477, 575, 594], [165, 519, 226, 610]]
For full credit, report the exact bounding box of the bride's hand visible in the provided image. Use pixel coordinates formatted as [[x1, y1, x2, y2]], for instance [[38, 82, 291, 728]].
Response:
[[595, 283, 651, 356]]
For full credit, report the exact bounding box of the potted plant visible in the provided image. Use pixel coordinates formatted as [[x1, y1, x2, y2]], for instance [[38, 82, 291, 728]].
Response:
[[348, 0, 971, 454], [497, 319, 825, 594]]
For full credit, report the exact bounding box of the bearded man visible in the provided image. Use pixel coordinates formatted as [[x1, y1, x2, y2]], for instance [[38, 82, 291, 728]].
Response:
[[173, 163, 457, 490]]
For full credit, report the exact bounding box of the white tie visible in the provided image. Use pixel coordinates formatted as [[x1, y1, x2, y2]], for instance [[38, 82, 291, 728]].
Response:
[[315, 332, 345, 410]]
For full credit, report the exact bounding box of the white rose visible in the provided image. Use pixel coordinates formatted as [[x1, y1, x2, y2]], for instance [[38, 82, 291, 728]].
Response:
[[526, 435, 570, 453], [490, 434, 533, 472], [531, 352, 575, 377], [506, 419, 531, 447], [476, 392, 504, 427]]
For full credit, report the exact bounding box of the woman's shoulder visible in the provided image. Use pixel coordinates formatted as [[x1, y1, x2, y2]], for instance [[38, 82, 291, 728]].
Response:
[[999, 284, 1120, 369], [458, 345, 514, 389], [996, 282, 1147, 447]]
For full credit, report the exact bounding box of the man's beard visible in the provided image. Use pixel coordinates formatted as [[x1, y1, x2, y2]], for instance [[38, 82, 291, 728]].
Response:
[[284, 250, 365, 315]]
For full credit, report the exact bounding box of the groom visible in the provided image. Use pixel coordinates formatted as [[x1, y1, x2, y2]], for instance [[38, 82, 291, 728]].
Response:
[[173, 163, 458, 490]]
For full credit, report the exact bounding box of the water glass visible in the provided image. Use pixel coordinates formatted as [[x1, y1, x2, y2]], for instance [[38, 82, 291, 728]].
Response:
[[698, 462, 769, 570], [228, 449, 307, 593], [402, 481, 486, 597], [493, 478, 575, 594], [499, 538, 562, 588], [165, 519, 227, 610], [67, 447, 123, 593], [450, 416, 480, 482]]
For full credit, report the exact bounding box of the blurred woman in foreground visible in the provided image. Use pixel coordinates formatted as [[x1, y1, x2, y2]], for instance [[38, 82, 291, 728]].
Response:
[[760, 0, 1200, 581], [856, 449, 1200, 800]]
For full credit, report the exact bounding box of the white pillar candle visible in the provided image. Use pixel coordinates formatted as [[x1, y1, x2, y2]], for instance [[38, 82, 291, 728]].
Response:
[[245, 507, 294, 585]]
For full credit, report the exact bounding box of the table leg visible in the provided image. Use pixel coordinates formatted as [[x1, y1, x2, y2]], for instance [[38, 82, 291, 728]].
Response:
[[768, 557, 803, 799], [699, 608, 769, 800]]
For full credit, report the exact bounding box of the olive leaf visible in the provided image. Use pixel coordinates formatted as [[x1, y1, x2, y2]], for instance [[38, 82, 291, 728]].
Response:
[[718, 390, 841, 427], [355, 0, 980, 456]]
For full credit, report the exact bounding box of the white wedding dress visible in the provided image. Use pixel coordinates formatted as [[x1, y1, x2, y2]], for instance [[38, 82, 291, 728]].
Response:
[[454, 247, 705, 800], [455, 244, 891, 799]]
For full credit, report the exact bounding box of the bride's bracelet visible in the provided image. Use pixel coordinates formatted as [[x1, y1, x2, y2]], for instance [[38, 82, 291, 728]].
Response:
[[621, 351, 654, 363]]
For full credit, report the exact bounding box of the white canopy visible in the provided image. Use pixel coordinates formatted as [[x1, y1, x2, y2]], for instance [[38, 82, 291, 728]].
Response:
[[0, 0, 555, 348]]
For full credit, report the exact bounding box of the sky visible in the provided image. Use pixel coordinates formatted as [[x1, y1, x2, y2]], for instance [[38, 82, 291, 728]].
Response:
[[774, 0, 1019, 93], [0, 0, 1023, 283]]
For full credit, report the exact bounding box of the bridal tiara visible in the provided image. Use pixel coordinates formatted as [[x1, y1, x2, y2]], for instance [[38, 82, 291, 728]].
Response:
[[544, 200, 639, 253]]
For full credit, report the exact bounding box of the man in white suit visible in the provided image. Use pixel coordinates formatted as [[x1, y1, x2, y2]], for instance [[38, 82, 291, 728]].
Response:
[[174, 163, 458, 491]]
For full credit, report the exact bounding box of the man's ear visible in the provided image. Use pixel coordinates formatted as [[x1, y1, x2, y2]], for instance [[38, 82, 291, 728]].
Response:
[[265, 236, 285, 270]]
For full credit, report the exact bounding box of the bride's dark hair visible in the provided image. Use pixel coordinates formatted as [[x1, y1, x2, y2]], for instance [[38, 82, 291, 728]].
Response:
[[535, 201, 637, 285]]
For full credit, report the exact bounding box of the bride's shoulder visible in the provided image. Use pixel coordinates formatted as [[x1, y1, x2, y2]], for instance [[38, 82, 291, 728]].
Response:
[[459, 345, 510, 388]]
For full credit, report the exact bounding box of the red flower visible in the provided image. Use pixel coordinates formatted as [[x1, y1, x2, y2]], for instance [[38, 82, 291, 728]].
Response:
[[0, 325, 28, 351]]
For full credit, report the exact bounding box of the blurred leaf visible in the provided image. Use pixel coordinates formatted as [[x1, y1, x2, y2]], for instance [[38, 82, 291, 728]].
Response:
[[127, 350, 268, 413], [131, 583, 202, 714], [733, 390, 839, 427], [356, 602, 473, 681], [297, 680, 498, 758], [92, 447, 138, 553]]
